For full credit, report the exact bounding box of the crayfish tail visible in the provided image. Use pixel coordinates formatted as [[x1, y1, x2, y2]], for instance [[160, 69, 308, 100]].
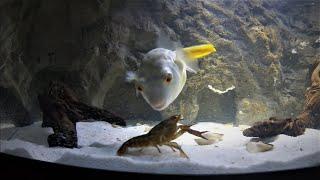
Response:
[[117, 144, 128, 156]]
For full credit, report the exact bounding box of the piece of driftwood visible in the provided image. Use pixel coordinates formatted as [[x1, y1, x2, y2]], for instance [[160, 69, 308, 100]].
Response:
[[243, 61, 320, 138], [38, 81, 126, 148]]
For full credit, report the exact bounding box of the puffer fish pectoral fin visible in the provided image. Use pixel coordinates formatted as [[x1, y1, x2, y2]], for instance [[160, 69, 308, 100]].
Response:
[[175, 49, 200, 73]]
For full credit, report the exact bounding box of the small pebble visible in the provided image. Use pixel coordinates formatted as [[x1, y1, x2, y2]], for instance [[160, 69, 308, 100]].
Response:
[[111, 124, 120, 128], [239, 125, 251, 131], [144, 125, 152, 132]]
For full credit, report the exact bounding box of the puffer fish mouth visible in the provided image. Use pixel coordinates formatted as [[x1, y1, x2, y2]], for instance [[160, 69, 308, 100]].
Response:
[[151, 102, 168, 111]]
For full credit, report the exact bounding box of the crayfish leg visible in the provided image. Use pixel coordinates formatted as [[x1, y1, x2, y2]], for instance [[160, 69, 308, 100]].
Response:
[[169, 146, 176, 152], [154, 145, 162, 153], [165, 142, 189, 159]]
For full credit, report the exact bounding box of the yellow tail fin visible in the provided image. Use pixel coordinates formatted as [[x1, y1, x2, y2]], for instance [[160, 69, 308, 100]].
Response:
[[182, 43, 216, 60]]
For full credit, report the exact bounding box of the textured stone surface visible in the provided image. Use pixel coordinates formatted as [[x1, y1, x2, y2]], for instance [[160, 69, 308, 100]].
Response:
[[0, 0, 319, 125]]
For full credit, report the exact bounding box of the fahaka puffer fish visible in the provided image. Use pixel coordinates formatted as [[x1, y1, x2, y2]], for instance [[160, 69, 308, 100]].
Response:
[[126, 44, 216, 111]]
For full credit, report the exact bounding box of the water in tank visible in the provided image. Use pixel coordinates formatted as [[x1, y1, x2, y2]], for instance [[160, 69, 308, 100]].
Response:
[[0, 0, 319, 175]]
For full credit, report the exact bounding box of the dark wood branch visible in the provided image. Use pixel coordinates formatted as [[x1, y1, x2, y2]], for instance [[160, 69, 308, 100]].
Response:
[[243, 61, 320, 138], [38, 81, 126, 148]]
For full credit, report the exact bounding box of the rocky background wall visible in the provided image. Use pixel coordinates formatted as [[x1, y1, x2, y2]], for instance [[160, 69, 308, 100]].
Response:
[[0, 0, 319, 126]]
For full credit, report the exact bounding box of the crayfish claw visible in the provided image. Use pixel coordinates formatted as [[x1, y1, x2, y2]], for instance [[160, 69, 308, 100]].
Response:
[[186, 128, 208, 140], [198, 131, 209, 140]]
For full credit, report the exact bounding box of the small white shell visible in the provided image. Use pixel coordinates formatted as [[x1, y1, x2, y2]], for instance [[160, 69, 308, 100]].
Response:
[[246, 141, 274, 153], [194, 132, 224, 146], [143, 125, 152, 132]]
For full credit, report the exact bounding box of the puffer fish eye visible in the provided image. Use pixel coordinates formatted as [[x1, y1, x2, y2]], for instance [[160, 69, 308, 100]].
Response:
[[164, 73, 173, 83], [166, 76, 172, 83], [137, 85, 143, 91]]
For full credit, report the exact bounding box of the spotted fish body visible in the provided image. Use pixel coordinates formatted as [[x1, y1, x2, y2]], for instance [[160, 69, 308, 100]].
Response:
[[127, 44, 216, 111]]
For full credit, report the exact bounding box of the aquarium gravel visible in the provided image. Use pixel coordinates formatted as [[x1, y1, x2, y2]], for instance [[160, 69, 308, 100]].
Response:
[[1, 121, 319, 174]]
